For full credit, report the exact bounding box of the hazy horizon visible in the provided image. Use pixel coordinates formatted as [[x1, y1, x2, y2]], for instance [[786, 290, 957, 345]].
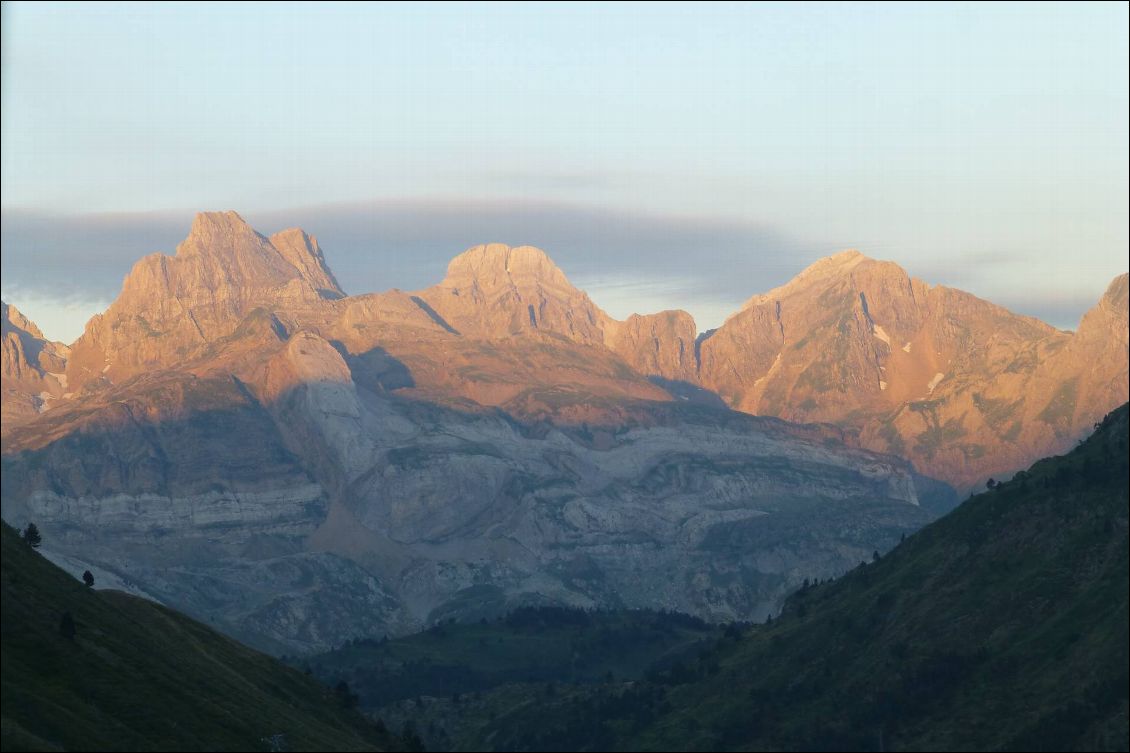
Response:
[[2, 2, 1127, 341]]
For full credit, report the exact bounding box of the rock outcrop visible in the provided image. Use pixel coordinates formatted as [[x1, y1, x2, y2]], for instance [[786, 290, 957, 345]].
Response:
[[1047, 273, 1130, 424], [1, 302, 70, 427], [2, 334, 940, 652], [415, 243, 608, 343], [605, 310, 699, 384], [696, 252, 1129, 490], [65, 211, 344, 389], [412, 243, 699, 383]]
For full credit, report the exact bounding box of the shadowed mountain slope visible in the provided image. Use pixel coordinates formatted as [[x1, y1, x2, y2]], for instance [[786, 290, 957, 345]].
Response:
[[2, 212, 1124, 654], [632, 404, 1130, 751], [1, 218, 952, 653], [434, 405, 1128, 751], [0, 522, 394, 752]]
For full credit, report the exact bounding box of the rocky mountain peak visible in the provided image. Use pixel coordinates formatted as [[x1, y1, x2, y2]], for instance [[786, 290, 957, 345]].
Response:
[[65, 212, 347, 387], [1100, 273, 1129, 312], [1073, 273, 1128, 339], [441, 243, 573, 293], [736, 249, 889, 313], [698, 248, 1126, 490], [2, 301, 46, 340], [169, 212, 343, 296], [819, 247, 866, 266], [796, 248, 869, 279], [269, 228, 344, 298], [414, 243, 607, 342], [181, 211, 260, 253], [2, 300, 69, 426]]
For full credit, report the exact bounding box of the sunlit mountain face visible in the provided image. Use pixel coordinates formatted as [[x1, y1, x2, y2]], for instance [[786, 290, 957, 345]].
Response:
[[2, 5, 1126, 752], [1, 211, 1125, 657]]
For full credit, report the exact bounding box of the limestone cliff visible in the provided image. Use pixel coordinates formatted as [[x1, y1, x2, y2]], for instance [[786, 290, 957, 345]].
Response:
[[409, 243, 703, 386], [3, 213, 1125, 653], [65, 211, 344, 389], [696, 252, 1128, 489], [1, 302, 70, 427], [0, 220, 953, 654]]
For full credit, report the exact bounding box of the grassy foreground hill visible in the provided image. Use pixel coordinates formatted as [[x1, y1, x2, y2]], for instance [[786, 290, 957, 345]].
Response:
[[0, 523, 395, 752]]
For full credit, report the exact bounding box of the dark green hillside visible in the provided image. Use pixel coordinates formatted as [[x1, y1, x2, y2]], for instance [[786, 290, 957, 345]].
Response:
[[305, 607, 722, 710], [627, 404, 1129, 751], [411, 404, 1129, 751], [0, 523, 395, 752]]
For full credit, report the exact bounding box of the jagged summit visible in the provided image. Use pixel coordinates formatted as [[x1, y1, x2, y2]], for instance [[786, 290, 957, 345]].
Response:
[[414, 242, 700, 381], [440, 243, 574, 292], [816, 247, 866, 265], [1099, 272, 1129, 311], [2, 301, 69, 426], [737, 249, 893, 313], [790, 248, 870, 279], [699, 251, 1128, 489], [65, 212, 346, 386], [181, 210, 258, 250], [171, 212, 341, 296], [25, 211, 1126, 492], [2, 301, 46, 341], [269, 227, 343, 298], [415, 242, 604, 343], [1077, 273, 1129, 336]]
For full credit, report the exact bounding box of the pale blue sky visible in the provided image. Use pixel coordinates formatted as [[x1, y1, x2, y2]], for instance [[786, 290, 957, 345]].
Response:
[[2, 2, 1127, 341]]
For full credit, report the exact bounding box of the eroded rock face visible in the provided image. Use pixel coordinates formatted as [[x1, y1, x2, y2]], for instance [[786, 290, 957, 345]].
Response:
[[2, 328, 938, 653], [0, 364, 407, 653], [65, 211, 344, 389], [412, 244, 700, 384], [696, 252, 1129, 490], [1, 301, 70, 426], [2, 213, 1123, 653], [315, 401, 934, 630], [0, 217, 951, 653], [1053, 274, 1130, 422], [605, 310, 699, 384], [414, 243, 610, 343]]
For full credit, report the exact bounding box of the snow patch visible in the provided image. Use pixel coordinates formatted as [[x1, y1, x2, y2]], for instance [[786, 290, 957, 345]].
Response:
[[102, 364, 111, 373], [39, 549, 165, 604], [49, 371, 68, 389], [902, 342, 912, 353], [872, 324, 891, 345], [879, 380, 888, 391], [927, 372, 945, 394]]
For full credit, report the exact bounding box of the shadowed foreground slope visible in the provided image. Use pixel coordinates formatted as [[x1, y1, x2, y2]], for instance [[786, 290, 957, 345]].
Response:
[[433, 405, 1128, 751], [0, 523, 393, 752], [640, 405, 1130, 751]]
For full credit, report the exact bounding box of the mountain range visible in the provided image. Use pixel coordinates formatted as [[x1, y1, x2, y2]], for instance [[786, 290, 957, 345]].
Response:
[[1, 210, 1125, 653]]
